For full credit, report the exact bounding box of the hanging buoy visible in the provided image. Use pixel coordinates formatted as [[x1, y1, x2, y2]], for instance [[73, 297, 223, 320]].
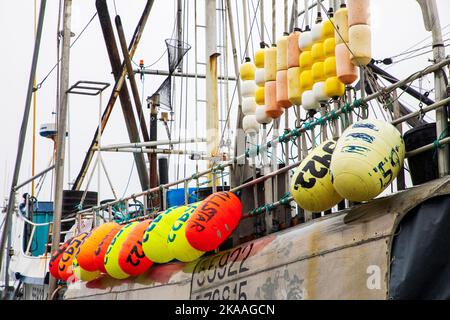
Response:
[[239, 57, 255, 80], [299, 70, 314, 92], [104, 222, 139, 279], [255, 106, 273, 124], [324, 76, 345, 98], [324, 38, 336, 58], [255, 86, 265, 105], [277, 35, 289, 71], [49, 242, 69, 280], [242, 97, 257, 115], [265, 81, 284, 119], [299, 51, 313, 72], [312, 21, 324, 43], [334, 5, 349, 44], [118, 220, 153, 277], [243, 115, 260, 134], [276, 70, 292, 109], [313, 81, 328, 102], [186, 192, 242, 252], [330, 119, 406, 202], [290, 140, 343, 212], [349, 24, 372, 66], [76, 222, 120, 272], [93, 224, 123, 274], [324, 56, 337, 78], [58, 232, 89, 281], [321, 18, 335, 40], [311, 42, 325, 62], [288, 30, 301, 68], [312, 62, 326, 83], [347, 0, 370, 27], [255, 68, 265, 87], [298, 28, 313, 51], [335, 43, 358, 84], [264, 46, 277, 82], [241, 80, 257, 98], [288, 67, 302, 105], [254, 48, 265, 68], [302, 90, 320, 110], [72, 256, 100, 282], [167, 203, 205, 262], [142, 206, 186, 263]]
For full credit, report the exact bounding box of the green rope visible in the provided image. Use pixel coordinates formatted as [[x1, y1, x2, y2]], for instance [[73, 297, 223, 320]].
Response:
[[434, 127, 449, 150]]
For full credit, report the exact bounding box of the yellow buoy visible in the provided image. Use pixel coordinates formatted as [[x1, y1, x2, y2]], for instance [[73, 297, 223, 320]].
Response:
[[312, 62, 326, 83], [330, 119, 406, 202], [311, 42, 325, 62], [254, 48, 265, 68], [299, 70, 314, 92], [255, 86, 265, 105], [264, 46, 277, 82], [142, 206, 186, 263], [349, 24, 372, 66], [290, 140, 343, 212], [323, 37, 336, 58], [72, 257, 100, 282], [240, 58, 255, 80], [324, 56, 337, 78], [321, 18, 335, 40], [277, 35, 289, 71], [167, 203, 205, 262], [104, 222, 139, 279], [288, 67, 302, 105], [324, 76, 345, 98], [334, 6, 349, 44], [299, 51, 313, 71]]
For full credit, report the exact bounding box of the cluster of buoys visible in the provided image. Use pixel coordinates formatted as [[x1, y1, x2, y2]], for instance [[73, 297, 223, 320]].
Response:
[[238, 0, 372, 121], [290, 119, 405, 211], [48, 192, 242, 282]]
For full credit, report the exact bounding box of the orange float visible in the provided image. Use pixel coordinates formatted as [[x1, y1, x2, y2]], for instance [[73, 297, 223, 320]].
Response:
[[58, 232, 88, 281], [93, 224, 123, 273], [76, 222, 120, 272], [185, 192, 242, 252], [49, 241, 69, 280], [118, 220, 154, 277], [276, 70, 292, 109], [265, 81, 284, 119]]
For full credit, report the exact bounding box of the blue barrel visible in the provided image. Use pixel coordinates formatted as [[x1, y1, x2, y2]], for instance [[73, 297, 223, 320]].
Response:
[[31, 201, 53, 256], [166, 188, 198, 207]]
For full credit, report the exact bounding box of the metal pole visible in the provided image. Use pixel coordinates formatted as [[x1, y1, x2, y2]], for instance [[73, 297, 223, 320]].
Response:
[[392, 90, 406, 191], [176, 0, 183, 73], [0, 0, 47, 286], [99, 138, 207, 150], [48, 0, 72, 298], [418, 0, 449, 176]]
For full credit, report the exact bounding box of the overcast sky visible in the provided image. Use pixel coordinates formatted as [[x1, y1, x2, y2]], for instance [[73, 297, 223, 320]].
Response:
[[1, 0, 450, 206]]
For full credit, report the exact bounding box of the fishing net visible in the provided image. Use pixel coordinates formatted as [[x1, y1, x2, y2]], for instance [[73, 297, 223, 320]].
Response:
[[150, 39, 191, 110]]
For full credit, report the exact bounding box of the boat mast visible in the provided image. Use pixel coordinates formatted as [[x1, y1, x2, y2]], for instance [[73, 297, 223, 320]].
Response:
[[48, 0, 72, 298], [417, 0, 449, 176], [0, 0, 47, 294]]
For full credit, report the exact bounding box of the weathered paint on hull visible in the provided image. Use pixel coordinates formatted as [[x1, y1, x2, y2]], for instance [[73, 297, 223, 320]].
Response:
[[64, 176, 450, 300]]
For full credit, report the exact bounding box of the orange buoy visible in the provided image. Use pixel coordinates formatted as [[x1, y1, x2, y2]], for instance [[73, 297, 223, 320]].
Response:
[[185, 192, 242, 252], [76, 222, 120, 272], [347, 0, 370, 26], [265, 81, 284, 119], [276, 70, 292, 109], [335, 43, 358, 84], [49, 242, 69, 280], [118, 220, 153, 277], [58, 232, 89, 281], [93, 224, 123, 273], [287, 30, 301, 68]]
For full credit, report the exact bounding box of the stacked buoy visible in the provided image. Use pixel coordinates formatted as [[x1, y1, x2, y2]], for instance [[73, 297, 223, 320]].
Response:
[[265, 45, 284, 119], [254, 45, 272, 124], [287, 28, 302, 106], [240, 57, 260, 134], [335, 2, 359, 85], [322, 8, 345, 99], [348, 0, 372, 66], [276, 33, 293, 110]]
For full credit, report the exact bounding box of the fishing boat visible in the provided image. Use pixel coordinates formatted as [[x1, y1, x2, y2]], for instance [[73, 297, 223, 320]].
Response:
[[1, 0, 450, 300]]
